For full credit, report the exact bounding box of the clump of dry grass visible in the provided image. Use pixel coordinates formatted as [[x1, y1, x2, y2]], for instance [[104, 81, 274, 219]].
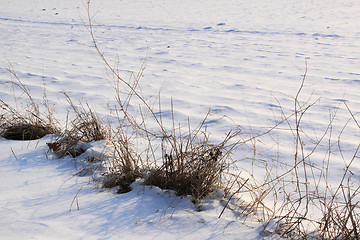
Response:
[[47, 93, 109, 158], [145, 127, 236, 201], [102, 171, 139, 194], [319, 177, 360, 239], [0, 67, 58, 140], [100, 123, 142, 194], [2, 123, 51, 140]]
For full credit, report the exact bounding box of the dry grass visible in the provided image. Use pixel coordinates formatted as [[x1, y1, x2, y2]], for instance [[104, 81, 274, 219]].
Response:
[[1, 123, 51, 140], [0, 67, 58, 140], [1, 3, 357, 239], [145, 143, 224, 200], [47, 93, 109, 158], [83, 6, 360, 237], [223, 64, 360, 239], [144, 120, 237, 201], [101, 123, 142, 194], [82, 1, 243, 200]]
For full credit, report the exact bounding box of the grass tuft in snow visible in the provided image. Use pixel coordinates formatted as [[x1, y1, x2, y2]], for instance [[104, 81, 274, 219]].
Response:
[[47, 93, 109, 158], [0, 66, 58, 140], [144, 120, 237, 201], [2, 123, 51, 140], [103, 124, 142, 194]]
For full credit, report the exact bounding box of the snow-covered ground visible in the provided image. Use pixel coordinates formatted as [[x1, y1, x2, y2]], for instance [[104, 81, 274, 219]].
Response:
[[0, 136, 266, 239], [1, 0, 359, 239]]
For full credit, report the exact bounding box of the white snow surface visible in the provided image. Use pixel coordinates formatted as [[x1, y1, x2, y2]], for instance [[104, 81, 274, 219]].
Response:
[[0, 137, 266, 240], [1, 0, 360, 239]]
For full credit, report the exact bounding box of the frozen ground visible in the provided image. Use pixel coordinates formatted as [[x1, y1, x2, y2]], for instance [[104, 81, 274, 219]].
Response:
[[0, 0, 359, 239]]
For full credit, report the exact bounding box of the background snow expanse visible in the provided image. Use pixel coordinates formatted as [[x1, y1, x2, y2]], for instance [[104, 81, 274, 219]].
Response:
[[0, 0, 359, 239]]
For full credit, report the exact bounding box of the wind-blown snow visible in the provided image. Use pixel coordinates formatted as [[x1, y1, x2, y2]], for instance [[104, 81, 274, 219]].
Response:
[[0, 0, 359, 239]]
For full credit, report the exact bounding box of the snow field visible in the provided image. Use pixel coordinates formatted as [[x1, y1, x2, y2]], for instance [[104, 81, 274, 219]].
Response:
[[0, 0, 360, 239]]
